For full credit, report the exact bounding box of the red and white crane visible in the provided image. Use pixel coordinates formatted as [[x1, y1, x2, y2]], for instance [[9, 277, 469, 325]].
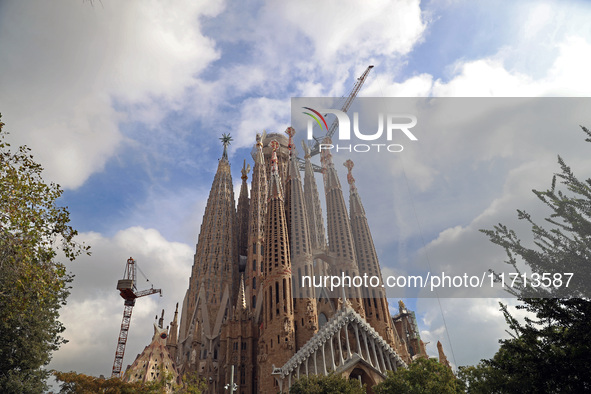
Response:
[[111, 257, 161, 378]]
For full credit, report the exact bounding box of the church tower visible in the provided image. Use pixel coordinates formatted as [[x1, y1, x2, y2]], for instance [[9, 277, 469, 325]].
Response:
[[172, 130, 437, 393], [236, 160, 250, 261], [177, 135, 238, 392], [284, 128, 318, 348], [345, 159, 409, 360], [166, 303, 179, 362], [244, 134, 267, 312], [258, 140, 296, 393], [302, 143, 327, 273], [220, 275, 256, 394], [320, 138, 365, 316]]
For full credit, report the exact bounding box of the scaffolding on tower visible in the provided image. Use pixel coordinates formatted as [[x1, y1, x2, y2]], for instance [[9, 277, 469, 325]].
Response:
[[111, 257, 161, 378]]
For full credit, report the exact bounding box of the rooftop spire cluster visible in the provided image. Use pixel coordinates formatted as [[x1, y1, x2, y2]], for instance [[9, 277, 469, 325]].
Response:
[[167, 130, 428, 393]]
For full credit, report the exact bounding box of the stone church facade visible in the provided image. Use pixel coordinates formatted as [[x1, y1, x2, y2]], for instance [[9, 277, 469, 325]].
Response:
[[166, 129, 429, 393]]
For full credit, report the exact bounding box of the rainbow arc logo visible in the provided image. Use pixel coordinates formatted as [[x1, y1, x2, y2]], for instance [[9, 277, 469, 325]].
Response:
[[302, 107, 328, 133]]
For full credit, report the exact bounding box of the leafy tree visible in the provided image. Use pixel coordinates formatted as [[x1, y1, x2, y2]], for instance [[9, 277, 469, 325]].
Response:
[[459, 126, 591, 392], [177, 371, 207, 394], [54, 370, 207, 394], [374, 357, 464, 394], [289, 373, 365, 394], [481, 129, 591, 298], [0, 115, 90, 393], [54, 372, 160, 394]]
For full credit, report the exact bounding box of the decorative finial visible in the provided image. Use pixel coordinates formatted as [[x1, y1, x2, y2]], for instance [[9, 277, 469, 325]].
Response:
[[301, 140, 311, 159], [220, 133, 232, 159], [344, 159, 355, 187], [270, 140, 279, 151], [241, 160, 251, 180], [320, 136, 332, 166], [256, 133, 263, 148], [270, 140, 279, 173], [285, 127, 296, 154], [159, 309, 165, 328]]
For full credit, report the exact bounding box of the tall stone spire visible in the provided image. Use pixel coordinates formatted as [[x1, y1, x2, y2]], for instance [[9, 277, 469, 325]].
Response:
[[320, 137, 365, 316], [302, 141, 327, 253], [166, 303, 179, 361], [245, 134, 267, 311], [346, 159, 399, 349], [237, 274, 247, 311], [178, 135, 238, 388], [237, 160, 251, 259], [259, 140, 295, 393], [285, 128, 318, 348]]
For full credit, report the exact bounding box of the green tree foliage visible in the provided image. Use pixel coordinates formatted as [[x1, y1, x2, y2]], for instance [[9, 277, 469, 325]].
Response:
[[177, 371, 207, 394], [0, 115, 90, 393], [54, 372, 160, 394], [459, 126, 591, 392], [481, 126, 591, 298], [459, 299, 591, 393], [374, 357, 464, 394], [289, 373, 366, 394], [54, 371, 207, 394]]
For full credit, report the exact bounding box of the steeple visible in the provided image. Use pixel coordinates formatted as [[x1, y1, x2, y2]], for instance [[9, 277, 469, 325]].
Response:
[[302, 141, 327, 252], [237, 160, 251, 259], [166, 303, 179, 361], [320, 137, 365, 316], [178, 135, 238, 387], [259, 139, 295, 393], [346, 159, 399, 350], [285, 128, 318, 348], [245, 133, 267, 311]]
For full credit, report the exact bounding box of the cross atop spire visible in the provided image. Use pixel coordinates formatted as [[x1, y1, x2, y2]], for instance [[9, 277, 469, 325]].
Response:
[[220, 133, 232, 159]]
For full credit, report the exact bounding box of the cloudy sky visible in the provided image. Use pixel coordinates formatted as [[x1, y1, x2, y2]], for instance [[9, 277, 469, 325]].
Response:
[[2, 0, 591, 380]]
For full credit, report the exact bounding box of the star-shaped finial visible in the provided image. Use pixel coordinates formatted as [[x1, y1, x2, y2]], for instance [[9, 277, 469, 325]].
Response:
[[220, 133, 232, 159], [220, 133, 232, 147]]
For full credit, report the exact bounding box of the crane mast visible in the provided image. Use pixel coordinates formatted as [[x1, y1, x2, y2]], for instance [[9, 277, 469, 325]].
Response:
[[308, 65, 374, 157], [111, 257, 161, 378], [298, 65, 374, 171]]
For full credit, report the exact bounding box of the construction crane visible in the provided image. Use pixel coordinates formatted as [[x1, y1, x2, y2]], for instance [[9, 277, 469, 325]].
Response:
[[306, 65, 374, 158], [111, 257, 162, 378]]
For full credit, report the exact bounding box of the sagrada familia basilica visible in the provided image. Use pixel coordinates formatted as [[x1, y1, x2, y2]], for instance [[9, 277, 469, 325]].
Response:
[[123, 129, 451, 392]]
